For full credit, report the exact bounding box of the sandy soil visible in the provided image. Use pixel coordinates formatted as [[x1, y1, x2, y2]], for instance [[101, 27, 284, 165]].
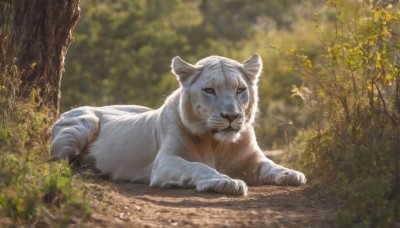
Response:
[[81, 180, 339, 228]]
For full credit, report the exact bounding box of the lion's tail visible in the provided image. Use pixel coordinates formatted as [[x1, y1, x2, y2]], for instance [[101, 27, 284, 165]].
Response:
[[50, 113, 99, 161]]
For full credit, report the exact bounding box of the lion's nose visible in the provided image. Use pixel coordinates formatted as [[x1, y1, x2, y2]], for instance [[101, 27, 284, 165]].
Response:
[[221, 113, 239, 123]]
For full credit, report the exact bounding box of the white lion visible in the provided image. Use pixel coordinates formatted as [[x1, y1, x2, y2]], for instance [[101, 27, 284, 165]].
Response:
[[50, 54, 306, 195]]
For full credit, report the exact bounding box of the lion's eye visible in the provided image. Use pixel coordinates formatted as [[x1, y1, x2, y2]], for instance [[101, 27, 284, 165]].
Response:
[[203, 88, 215, 94], [237, 87, 246, 94]]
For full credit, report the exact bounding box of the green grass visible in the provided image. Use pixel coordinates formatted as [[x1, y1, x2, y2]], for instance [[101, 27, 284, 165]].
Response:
[[0, 99, 90, 227]]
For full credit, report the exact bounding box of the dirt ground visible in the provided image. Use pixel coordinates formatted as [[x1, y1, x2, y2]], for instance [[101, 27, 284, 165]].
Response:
[[82, 180, 340, 228]]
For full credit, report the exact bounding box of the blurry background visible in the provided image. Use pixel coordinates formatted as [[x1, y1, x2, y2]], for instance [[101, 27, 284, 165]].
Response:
[[61, 0, 337, 149]]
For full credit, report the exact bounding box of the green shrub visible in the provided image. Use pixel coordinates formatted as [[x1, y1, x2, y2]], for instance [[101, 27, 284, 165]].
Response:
[[291, 1, 400, 226], [0, 93, 90, 226]]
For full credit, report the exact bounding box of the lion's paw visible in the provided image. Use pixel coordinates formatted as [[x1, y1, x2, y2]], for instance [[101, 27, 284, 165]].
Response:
[[196, 178, 248, 196], [274, 170, 306, 186], [260, 167, 306, 186]]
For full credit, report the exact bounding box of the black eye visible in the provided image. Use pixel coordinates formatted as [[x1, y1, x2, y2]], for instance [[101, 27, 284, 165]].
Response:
[[203, 88, 215, 94], [237, 87, 246, 94]]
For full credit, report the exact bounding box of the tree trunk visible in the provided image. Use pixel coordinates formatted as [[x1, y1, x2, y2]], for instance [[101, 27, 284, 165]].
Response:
[[4, 0, 80, 115]]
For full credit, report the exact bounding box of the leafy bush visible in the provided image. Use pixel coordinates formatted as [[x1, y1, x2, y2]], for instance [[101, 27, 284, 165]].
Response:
[[291, 1, 400, 226], [0, 84, 90, 227]]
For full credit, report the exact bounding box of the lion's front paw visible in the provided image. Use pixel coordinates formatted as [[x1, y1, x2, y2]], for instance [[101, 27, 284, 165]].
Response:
[[196, 178, 248, 196], [260, 166, 306, 186], [275, 170, 306, 186]]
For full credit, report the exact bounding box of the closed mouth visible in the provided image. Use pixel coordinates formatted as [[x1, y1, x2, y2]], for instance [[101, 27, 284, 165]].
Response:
[[211, 126, 238, 134]]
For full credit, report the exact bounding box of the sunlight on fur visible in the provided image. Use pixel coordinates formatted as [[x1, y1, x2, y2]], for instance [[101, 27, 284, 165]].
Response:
[[51, 54, 306, 196]]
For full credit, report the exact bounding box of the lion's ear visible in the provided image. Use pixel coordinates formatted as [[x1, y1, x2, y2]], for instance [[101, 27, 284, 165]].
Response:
[[171, 56, 203, 86], [242, 54, 263, 83]]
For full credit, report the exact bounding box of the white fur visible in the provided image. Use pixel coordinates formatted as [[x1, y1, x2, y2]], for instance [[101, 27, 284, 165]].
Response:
[[50, 55, 306, 196]]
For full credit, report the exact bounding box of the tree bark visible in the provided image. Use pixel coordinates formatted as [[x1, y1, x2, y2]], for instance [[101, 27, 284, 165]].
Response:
[[5, 0, 80, 115]]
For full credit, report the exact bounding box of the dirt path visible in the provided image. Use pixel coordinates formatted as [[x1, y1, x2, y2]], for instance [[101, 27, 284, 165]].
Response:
[[82, 181, 339, 227]]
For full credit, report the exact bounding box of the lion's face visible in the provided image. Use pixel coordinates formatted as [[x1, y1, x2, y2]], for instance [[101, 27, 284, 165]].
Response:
[[172, 55, 262, 143]]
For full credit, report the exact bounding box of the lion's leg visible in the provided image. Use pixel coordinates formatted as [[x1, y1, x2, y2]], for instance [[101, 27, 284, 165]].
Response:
[[150, 155, 248, 196], [50, 114, 99, 160], [230, 151, 306, 186]]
